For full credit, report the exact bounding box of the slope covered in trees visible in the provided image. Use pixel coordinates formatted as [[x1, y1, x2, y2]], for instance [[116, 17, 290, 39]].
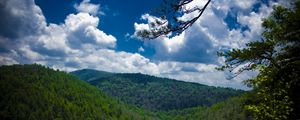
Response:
[[70, 69, 114, 82], [165, 96, 251, 120], [0, 64, 159, 120], [218, 1, 300, 119], [0, 64, 249, 120], [71, 69, 245, 111]]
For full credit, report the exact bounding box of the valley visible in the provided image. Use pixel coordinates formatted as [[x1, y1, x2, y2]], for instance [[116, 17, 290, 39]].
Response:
[[0, 64, 250, 119]]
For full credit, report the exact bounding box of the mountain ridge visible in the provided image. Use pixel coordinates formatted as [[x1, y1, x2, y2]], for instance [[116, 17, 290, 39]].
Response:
[[70, 69, 114, 82], [71, 69, 245, 111], [0, 64, 249, 120], [0, 64, 159, 119], [71, 69, 243, 90]]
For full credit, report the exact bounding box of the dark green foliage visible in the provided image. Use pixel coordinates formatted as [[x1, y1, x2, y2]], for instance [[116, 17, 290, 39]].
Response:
[[0, 64, 250, 120], [71, 69, 244, 111], [218, 1, 300, 119], [70, 69, 113, 82], [0, 64, 159, 120], [165, 96, 252, 120]]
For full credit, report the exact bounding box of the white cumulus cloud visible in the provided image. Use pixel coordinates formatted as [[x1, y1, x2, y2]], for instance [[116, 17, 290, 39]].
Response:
[[0, 0, 116, 65], [134, 0, 275, 64], [74, 0, 104, 16], [0, 0, 275, 90]]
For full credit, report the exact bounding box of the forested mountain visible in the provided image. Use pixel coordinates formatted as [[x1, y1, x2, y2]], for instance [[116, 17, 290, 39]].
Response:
[[0, 64, 159, 119], [71, 69, 245, 111], [70, 69, 114, 82], [0, 64, 249, 120], [165, 96, 252, 120]]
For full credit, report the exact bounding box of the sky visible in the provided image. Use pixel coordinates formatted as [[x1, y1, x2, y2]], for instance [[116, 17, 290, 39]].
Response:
[[0, 0, 290, 90]]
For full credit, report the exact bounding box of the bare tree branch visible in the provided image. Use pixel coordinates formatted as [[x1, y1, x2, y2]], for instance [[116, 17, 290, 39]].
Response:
[[136, 0, 211, 39]]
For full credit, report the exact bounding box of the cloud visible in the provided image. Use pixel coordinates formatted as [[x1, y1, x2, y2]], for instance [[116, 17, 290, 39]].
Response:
[[0, 0, 116, 64], [0, 0, 269, 90], [64, 13, 116, 49], [74, 0, 104, 16], [133, 14, 169, 39], [155, 61, 254, 90], [233, 0, 257, 10], [134, 0, 275, 64], [59, 49, 160, 74], [0, 0, 46, 39], [0, 54, 18, 65], [138, 46, 145, 52], [51, 48, 251, 89], [130, 0, 279, 89], [32, 12, 117, 58], [0, 0, 45, 43]]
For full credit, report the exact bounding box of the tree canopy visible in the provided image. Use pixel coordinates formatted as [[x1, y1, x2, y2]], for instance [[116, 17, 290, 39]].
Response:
[[71, 69, 244, 111], [0, 64, 251, 120], [0, 64, 159, 120], [218, 1, 300, 119]]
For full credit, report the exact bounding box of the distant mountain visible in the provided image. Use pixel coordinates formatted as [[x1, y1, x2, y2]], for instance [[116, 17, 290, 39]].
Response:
[[0, 64, 158, 119], [71, 69, 245, 111], [70, 69, 113, 82]]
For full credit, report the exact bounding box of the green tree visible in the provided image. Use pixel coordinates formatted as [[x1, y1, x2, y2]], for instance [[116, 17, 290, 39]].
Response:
[[218, 1, 300, 119], [72, 70, 244, 111], [0, 64, 161, 120]]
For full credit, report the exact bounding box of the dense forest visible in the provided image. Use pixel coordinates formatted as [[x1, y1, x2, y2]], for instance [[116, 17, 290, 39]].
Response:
[[70, 69, 114, 82], [217, 2, 300, 119], [0, 0, 299, 119], [0, 64, 249, 120], [71, 69, 244, 111], [0, 64, 159, 119], [165, 96, 251, 120], [137, 0, 300, 119]]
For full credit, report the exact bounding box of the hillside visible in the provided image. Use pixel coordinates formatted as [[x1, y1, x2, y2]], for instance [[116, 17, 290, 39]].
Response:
[[71, 69, 245, 111], [0, 64, 159, 119], [70, 69, 114, 82], [0, 64, 250, 120], [165, 96, 252, 120]]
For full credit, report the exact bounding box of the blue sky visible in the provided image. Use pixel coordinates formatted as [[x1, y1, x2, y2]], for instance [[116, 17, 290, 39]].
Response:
[[35, 0, 158, 57], [0, 0, 286, 89]]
